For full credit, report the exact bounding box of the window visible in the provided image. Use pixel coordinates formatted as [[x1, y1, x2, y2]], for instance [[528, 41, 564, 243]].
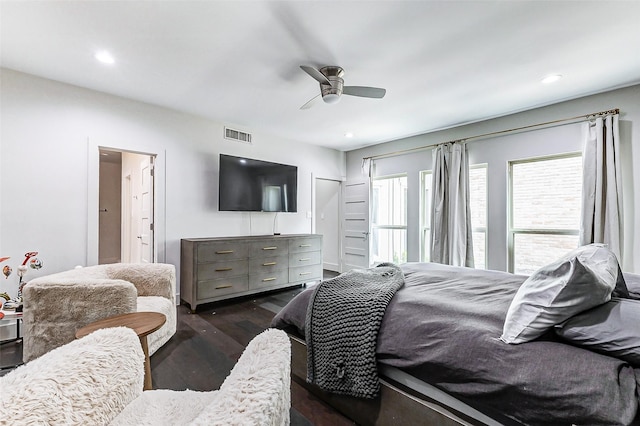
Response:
[[372, 174, 407, 264], [420, 166, 486, 267], [508, 153, 582, 274], [420, 171, 432, 262], [469, 164, 487, 269]]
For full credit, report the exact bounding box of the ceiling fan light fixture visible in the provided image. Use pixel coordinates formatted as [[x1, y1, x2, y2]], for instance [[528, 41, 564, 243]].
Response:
[[323, 93, 341, 104], [299, 64, 385, 109]]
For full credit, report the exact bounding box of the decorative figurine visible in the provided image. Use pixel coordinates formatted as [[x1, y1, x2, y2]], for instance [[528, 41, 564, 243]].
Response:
[[2, 252, 42, 309], [30, 257, 43, 270]]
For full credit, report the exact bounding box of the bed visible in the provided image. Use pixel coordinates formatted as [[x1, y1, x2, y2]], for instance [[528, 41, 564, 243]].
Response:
[[271, 261, 640, 426]]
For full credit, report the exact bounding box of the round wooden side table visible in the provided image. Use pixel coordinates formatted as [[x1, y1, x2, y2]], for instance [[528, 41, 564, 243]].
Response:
[[75, 311, 166, 390]]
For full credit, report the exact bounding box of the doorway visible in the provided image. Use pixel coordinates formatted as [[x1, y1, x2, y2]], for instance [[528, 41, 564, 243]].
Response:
[[314, 178, 341, 273], [98, 149, 155, 264]]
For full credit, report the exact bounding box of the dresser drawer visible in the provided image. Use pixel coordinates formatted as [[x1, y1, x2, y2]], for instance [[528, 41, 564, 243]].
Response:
[[289, 236, 322, 253], [289, 265, 321, 283], [250, 240, 288, 258], [197, 276, 249, 299], [289, 250, 321, 266], [249, 255, 288, 274], [198, 242, 249, 262], [197, 259, 249, 280], [249, 269, 289, 290]]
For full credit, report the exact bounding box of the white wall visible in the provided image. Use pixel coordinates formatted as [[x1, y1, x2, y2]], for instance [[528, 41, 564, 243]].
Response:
[[0, 69, 345, 298], [347, 84, 640, 273]]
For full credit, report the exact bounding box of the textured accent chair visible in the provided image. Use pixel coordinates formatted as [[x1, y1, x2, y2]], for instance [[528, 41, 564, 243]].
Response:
[[0, 327, 291, 426], [22, 262, 176, 362]]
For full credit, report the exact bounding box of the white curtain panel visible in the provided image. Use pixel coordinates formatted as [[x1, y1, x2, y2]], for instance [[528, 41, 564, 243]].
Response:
[[579, 114, 623, 261], [430, 142, 474, 267], [361, 158, 372, 177]]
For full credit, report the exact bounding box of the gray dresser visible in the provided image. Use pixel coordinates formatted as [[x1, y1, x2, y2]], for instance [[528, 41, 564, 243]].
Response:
[[180, 234, 322, 312]]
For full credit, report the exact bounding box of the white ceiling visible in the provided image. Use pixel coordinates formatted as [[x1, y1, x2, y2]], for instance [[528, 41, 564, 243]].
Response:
[[2, 1, 640, 151]]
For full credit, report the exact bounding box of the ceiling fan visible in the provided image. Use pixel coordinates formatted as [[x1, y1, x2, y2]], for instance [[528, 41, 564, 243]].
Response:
[[299, 65, 386, 110]]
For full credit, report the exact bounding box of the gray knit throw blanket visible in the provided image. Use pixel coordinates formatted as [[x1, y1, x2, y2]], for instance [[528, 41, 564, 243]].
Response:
[[305, 262, 405, 398]]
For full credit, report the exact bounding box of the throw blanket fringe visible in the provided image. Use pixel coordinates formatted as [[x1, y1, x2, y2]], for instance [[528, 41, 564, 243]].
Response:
[[305, 263, 404, 398]]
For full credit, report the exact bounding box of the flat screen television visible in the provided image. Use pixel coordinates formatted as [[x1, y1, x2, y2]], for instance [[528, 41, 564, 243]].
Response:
[[218, 154, 298, 212]]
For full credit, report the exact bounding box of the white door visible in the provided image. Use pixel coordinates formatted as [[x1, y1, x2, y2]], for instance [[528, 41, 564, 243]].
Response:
[[138, 156, 154, 263], [342, 178, 370, 271]]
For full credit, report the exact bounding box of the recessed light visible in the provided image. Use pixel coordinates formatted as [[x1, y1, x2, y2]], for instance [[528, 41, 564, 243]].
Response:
[[541, 74, 562, 84], [95, 50, 115, 65], [344, 132, 354, 138]]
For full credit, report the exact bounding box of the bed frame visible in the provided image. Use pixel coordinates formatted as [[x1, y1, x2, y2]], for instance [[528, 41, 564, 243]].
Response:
[[289, 335, 521, 426]]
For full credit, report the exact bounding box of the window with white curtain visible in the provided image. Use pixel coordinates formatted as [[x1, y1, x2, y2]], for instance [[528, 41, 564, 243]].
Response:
[[508, 153, 582, 274], [469, 164, 487, 269], [372, 174, 407, 264], [420, 166, 487, 267]]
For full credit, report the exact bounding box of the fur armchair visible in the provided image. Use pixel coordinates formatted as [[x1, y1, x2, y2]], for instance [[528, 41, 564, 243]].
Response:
[[0, 327, 292, 426], [22, 262, 177, 362]]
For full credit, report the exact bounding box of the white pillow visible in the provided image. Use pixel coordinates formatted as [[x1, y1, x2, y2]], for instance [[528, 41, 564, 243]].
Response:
[[501, 244, 623, 344]]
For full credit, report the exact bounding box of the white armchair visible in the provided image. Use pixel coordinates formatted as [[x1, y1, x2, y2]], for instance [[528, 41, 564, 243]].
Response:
[[0, 327, 292, 426], [22, 262, 176, 362]]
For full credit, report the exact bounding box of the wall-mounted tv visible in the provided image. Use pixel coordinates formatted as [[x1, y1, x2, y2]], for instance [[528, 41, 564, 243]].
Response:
[[219, 154, 298, 212]]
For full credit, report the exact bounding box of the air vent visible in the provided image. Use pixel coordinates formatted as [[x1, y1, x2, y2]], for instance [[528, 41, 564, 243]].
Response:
[[224, 127, 252, 144]]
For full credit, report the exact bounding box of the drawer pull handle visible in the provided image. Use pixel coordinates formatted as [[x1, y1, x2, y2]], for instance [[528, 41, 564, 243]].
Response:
[[299, 244, 311, 247], [262, 246, 278, 250], [263, 262, 277, 266], [262, 277, 276, 282], [299, 272, 312, 276], [215, 250, 234, 254], [299, 258, 311, 262], [215, 284, 233, 289], [215, 267, 233, 272]]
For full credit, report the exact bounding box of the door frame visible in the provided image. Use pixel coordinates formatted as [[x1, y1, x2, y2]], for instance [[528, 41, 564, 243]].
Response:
[[87, 139, 166, 266]]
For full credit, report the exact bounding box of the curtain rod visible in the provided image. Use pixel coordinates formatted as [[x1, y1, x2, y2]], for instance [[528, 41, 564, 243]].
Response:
[[363, 108, 620, 161]]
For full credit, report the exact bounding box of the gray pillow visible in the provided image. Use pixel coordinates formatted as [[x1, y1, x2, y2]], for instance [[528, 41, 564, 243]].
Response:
[[501, 243, 622, 344], [555, 297, 640, 366]]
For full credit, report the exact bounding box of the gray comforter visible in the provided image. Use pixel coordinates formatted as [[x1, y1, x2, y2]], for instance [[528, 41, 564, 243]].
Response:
[[271, 262, 640, 425]]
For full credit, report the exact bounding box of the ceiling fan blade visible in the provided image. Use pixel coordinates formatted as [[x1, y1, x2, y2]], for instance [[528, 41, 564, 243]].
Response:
[[300, 93, 321, 110], [343, 86, 386, 99], [300, 65, 331, 85]]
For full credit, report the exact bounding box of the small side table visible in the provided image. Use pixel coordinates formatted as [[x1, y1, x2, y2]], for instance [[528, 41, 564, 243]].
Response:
[[75, 312, 166, 390]]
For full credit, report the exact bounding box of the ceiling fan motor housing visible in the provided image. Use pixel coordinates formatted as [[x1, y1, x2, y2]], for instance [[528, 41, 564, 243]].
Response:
[[320, 66, 344, 104]]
